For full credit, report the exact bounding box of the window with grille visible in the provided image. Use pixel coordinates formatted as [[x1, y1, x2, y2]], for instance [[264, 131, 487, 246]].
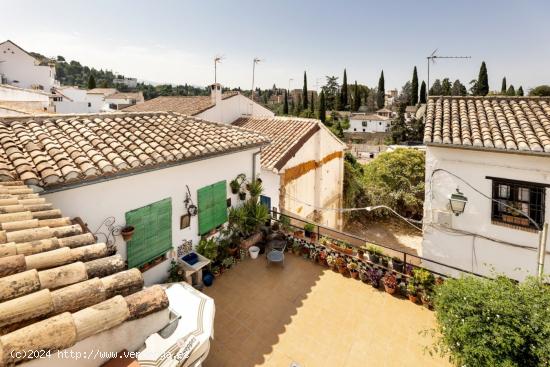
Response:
[[198, 180, 228, 235], [490, 177, 545, 231], [125, 198, 172, 268]]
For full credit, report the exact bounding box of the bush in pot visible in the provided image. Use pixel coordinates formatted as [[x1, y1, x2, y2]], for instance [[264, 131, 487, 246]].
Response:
[[326, 255, 337, 270], [406, 282, 418, 303], [367, 245, 382, 264], [366, 268, 383, 288], [347, 262, 359, 279], [304, 223, 315, 238], [383, 273, 398, 294], [391, 256, 404, 273], [336, 257, 348, 275], [247, 179, 263, 199]]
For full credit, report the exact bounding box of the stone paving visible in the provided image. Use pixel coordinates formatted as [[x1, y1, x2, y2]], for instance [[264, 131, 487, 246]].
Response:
[[203, 253, 451, 367]]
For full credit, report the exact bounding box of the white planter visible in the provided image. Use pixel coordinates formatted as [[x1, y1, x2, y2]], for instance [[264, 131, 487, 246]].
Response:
[[249, 246, 260, 259]]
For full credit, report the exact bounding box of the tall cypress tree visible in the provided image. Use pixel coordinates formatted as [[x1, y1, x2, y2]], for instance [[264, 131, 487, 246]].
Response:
[[302, 71, 308, 110], [341, 69, 348, 110], [353, 81, 360, 112], [318, 90, 326, 123], [376, 70, 385, 109], [411, 66, 419, 105], [87, 74, 96, 89], [477, 61, 489, 96], [419, 81, 427, 103], [501, 77, 507, 94], [309, 92, 315, 114], [517, 86, 524, 96], [283, 89, 289, 114]]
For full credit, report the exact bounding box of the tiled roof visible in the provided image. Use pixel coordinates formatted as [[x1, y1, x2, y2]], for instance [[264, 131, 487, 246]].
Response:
[[0, 112, 269, 188], [87, 88, 117, 96], [122, 92, 239, 116], [0, 101, 47, 115], [0, 181, 168, 362], [233, 116, 323, 171], [424, 96, 550, 154], [105, 92, 143, 100], [349, 113, 391, 121]]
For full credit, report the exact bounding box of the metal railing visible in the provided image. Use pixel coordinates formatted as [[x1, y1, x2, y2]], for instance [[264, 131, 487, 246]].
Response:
[[270, 209, 489, 280]]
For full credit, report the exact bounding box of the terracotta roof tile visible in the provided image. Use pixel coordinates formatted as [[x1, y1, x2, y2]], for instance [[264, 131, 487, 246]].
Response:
[[424, 96, 550, 155], [233, 116, 322, 171], [122, 92, 239, 115], [0, 112, 269, 188]]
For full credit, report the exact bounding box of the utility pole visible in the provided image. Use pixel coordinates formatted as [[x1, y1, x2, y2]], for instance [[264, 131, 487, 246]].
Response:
[[214, 55, 224, 84], [426, 49, 471, 95], [537, 222, 548, 279], [251, 57, 262, 114]]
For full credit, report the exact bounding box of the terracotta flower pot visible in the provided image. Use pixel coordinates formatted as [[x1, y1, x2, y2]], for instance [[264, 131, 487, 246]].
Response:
[[121, 226, 135, 241], [384, 285, 397, 294], [338, 266, 348, 275], [408, 294, 418, 303], [350, 270, 359, 279]]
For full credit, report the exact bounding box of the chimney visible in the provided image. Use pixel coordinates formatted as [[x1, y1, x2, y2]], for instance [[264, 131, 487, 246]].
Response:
[[210, 83, 222, 104]]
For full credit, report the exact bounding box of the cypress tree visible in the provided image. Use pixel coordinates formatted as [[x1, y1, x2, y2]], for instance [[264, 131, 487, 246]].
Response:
[[309, 92, 315, 114], [302, 71, 308, 110], [501, 77, 507, 94], [477, 61, 489, 96], [318, 91, 326, 123], [419, 81, 427, 103], [341, 69, 348, 110], [376, 70, 385, 109], [283, 90, 289, 114], [506, 85, 516, 96], [411, 66, 419, 105], [87, 74, 96, 89], [517, 86, 524, 96], [353, 81, 360, 112]]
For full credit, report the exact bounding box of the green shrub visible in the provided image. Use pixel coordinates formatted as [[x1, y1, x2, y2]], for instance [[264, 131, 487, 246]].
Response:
[[431, 276, 550, 366]]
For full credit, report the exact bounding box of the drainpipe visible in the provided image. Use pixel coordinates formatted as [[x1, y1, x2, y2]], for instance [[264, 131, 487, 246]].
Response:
[[252, 150, 261, 181]]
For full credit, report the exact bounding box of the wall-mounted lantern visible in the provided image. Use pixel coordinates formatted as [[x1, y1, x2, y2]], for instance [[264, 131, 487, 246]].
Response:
[[449, 188, 468, 216]]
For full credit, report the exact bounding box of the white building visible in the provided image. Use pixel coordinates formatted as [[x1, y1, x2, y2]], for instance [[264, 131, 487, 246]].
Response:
[[234, 116, 347, 229], [0, 84, 55, 115], [345, 112, 391, 133], [422, 96, 550, 281], [104, 91, 144, 111], [0, 40, 58, 90], [124, 83, 274, 123], [0, 111, 269, 285], [113, 77, 138, 88]]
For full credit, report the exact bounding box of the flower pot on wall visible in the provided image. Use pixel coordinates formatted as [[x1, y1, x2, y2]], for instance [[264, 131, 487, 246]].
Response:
[[121, 226, 135, 241]]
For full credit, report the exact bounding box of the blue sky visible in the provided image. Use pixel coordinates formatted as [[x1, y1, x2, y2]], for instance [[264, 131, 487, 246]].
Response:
[[2, 0, 549, 91]]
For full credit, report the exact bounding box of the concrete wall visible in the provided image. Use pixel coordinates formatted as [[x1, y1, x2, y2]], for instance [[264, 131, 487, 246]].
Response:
[[280, 125, 345, 229], [422, 145, 550, 280], [43, 148, 260, 285], [198, 94, 274, 124], [346, 118, 389, 133], [0, 41, 57, 90]]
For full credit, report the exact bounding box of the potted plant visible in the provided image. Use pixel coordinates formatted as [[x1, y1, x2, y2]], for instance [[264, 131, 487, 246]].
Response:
[[381, 256, 389, 268], [357, 247, 365, 259], [420, 289, 433, 309], [383, 273, 398, 294], [412, 268, 435, 291], [326, 255, 337, 270], [366, 268, 382, 288], [221, 256, 235, 270], [336, 257, 348, 275], [247, 179, 263, 199], [359, 268, 369, 283], [212, 266, 221, 277], [292, 241, 302, 255], [391, 256, 404, 273], [406, 282, 418, 303], [279, 215, 291, 233], [318, 250, 328, 267], [197, 237, 218, 261], [121, 225, 135, 241], [367, 245, 382, 264], [347, 262, 359, 279], [304, 223, 315, 238]]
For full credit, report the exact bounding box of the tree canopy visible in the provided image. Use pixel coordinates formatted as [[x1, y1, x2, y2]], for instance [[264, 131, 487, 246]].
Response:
[[529, 85, 550, 96], [377, 71, 385, 109], [477, 61, 489, 96], [410, 66, 419, 105], [419, 81, 427, 103], [302, 71, 308, 110]]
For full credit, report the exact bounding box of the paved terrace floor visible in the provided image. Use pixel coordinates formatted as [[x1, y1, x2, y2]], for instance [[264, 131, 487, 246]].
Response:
[[203, 254, 450, 367]]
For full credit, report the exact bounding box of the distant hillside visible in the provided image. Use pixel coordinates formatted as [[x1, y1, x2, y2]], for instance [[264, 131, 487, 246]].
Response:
[[29, 51, 211, 100]]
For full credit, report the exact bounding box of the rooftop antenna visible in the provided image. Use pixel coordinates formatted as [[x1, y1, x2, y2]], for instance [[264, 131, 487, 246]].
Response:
[[426, 49, 471, 96], [214, 55, 224, 84], [251, 57, 263, 113]]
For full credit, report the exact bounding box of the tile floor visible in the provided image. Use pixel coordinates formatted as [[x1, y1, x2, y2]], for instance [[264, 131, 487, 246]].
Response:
[[202, 253, 450, 367]]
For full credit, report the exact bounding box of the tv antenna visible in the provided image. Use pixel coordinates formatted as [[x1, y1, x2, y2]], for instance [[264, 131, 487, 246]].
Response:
[[214, 55, 225, 84], [426, 49, 471, 96]]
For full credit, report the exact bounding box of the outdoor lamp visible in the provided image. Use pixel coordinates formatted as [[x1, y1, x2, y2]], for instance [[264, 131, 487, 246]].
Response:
[[449, 188, 468, 216]]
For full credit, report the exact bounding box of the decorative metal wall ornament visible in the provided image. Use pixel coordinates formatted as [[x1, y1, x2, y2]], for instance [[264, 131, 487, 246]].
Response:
[[184, 185, 198, 216], [93, 216, 123, 246], [177, 239, 193, 258]]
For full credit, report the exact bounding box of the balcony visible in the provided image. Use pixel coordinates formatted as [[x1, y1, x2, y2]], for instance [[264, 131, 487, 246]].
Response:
[[202, 252, 450, 367]]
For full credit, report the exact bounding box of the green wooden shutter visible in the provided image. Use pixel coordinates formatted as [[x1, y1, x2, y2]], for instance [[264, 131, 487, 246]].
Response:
[[126, 198, 172, 268], [198, 180, 228, 235]]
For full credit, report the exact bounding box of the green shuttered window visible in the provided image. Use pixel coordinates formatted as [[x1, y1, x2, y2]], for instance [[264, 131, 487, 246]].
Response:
[[125, 198, 172, 269], [198, 181, 228, 235]]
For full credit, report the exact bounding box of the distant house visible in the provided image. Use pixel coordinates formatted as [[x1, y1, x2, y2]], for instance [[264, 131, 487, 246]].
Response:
[[124, 83, 274, 123], [422, 96, 550, 280], [404, 105, 418, 121], [104, 91, 144, 111], [113, 77, 138, 88], [233, 116, 347, 229], [376, 107, 394, 118], [0, 40, 58, 90], [0, 84, 56, 115], [345, 113, 391, 133], [0, 111, 269, 284]]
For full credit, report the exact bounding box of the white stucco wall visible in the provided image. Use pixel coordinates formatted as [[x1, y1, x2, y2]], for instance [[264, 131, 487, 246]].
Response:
[[197, 94, 274, 124], [280, 125, 345, 229], [43, 148, 260, 285], [345, 118, 389, 133], [0, 85, 50, 104], [259, 168, 280, 213], [423, 145, 550, 280], [0, 41, 57, 90]]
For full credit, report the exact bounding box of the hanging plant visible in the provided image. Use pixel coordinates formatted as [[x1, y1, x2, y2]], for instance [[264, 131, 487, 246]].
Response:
[[121, 226, 135, 241]]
